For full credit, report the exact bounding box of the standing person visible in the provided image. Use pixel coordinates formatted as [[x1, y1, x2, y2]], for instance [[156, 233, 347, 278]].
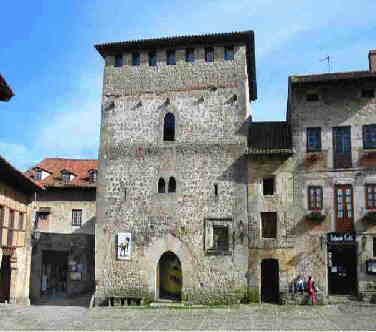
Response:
[[307, 276, 317, 305], [295, 275, 305, 294]]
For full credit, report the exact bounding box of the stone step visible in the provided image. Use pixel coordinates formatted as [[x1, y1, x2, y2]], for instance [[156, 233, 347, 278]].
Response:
[[327, 295, 355, 304]]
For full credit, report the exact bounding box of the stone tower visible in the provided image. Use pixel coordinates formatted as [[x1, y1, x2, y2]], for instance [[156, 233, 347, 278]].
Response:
[[94, 31, 257, 304]]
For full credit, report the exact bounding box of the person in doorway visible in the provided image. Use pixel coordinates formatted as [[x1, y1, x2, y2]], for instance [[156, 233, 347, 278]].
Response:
[[307, 276, 317, 305], [295, 275, 305, 294]]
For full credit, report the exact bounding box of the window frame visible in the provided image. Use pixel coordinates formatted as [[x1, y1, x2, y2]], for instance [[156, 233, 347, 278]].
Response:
[[62, 172, 70, 184], [308, 186, 323, 210], [132, 52, 140, 66], [72, 209, 82, 227], [363, 124, 376, 149], [373, 237, 376, 257], [185, 48, 195, 63], [158, 178, 166, 193], [224, 46, 234, 61], [212, 225, 229, 251], [114, 54, 123, 67], [263, 177, 275, 196], [8, 209, 15, 247], [205, 47, 214, 62], [148, 50, 157, 66], [166, 49, 176, 65], [261, 212, 277, 239], [163, 112, 175, 141], [89, 170, 97, 184], [366, 184, 376, 209], [34, 169, 42, 181], [168, 177, 176, 193], [204, 218, 233, 255], [306, 127, 322, 152]]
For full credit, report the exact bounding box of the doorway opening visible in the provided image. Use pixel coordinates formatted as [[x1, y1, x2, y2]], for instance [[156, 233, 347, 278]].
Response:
[[328, 244, 357, 295], [261, 259, 279, 303], [0, 255, 11, 303], [158, 251, 182, 301], [41, 250, 68, 298]]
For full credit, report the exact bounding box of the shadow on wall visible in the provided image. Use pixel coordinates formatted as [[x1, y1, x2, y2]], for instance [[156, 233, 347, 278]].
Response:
[[72, 217, 95, 234], [289, 216, 328, 237], [218, 155, 248, 184]]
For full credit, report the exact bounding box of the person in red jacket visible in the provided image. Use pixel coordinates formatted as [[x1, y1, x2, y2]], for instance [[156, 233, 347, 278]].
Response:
[[307, 276, 317, 305]]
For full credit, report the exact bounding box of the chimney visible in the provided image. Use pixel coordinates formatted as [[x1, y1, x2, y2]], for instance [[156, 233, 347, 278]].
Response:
[[369, 50, 376, 72]]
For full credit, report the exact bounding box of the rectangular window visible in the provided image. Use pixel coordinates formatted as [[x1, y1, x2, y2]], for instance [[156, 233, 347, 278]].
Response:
[[366, 184, 376, 209], [148, 51, 157, 66], [8, 210, 15, 246], [18, 212, 24, 230], [263, 177, 275, 195], [224, 46, 234, 61], [363, 124, 376, 149], [72, 209, 82, 226], [213, 225, 229, 251], [307, 127, 322, 152], [308, 186, 323, 210], [362, 89, 375, 98], [205, 47, 214, 62], [37, 212, 49, 221], [62, 173, 70, 184], [185, 48, 195, 63], [261, 212, 277, 238], [132, 52, 140, 66], [166, 50, 176, 65], [373, 238, 376, 257], [34, 170, 42, 180], [306, 93, 319, 102], [114, 54, 123, 67]]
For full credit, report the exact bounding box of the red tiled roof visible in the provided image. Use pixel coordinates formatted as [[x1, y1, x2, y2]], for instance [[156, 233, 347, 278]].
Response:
[[0, 74, 14, 101], [25, 158, 98, 188]]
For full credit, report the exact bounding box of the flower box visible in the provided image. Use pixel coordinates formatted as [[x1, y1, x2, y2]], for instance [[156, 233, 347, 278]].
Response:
[[306, 211, 326, 222]]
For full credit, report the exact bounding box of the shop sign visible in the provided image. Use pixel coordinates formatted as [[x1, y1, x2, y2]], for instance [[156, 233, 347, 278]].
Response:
[[327, 232, 356, 243], [117, 232, 131, 260]]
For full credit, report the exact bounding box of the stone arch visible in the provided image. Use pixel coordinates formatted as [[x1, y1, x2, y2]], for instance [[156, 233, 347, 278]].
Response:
[[168, 177, 176, 193], [163, 112, 175, 141], [157, 251, 182, 300], [158, 178, 166, 193]]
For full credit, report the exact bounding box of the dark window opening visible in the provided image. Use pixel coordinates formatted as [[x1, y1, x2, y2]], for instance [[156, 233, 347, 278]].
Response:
[[34, 170, 42, 181], [89, 171, 97, 183], [132, 52, 140, 66], [205, 47, 214, 62], [306, 93, 319, 102], [166, 50, 176, 65], [148, 51, 157, 66], [158, 178, 166, 193], [214, 184, 218, 197], [0, 206, 4, 243], [62, 173, 70, 184], [307, 127, 322, 152], [72, 209, 82, 226], [362, 89, 375, 98], [366, 184, 376, 209], [185, 48, 195, 62], [37, 212, 49, 221], [263, 177, 275, 195], [168, 177, 176, 193], [373, 238, 376, 257], [124, 188, 127, 201], [308, 186, 323, 210], [163, 112, 175, 141], [114, 55, 123, 67], [261, 212, 277, 238], [18, 212, 24, 231], [363, 124, 376, 149], [213, 225, 229, 251], [224, 46, 234, 60], [8, 210, 15, 246]]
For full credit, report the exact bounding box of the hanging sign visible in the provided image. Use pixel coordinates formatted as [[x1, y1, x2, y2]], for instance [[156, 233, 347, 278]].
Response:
[[117, 232, 132, 260], [327, 232, 356, 244]]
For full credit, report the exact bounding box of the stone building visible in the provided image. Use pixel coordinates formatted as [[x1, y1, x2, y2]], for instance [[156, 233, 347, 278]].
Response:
[[25, 158, 97, 302], [94, 31, 257, 305]]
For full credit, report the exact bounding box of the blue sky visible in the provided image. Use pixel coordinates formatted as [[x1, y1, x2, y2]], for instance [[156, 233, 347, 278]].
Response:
[[1, 0, 375, 170]]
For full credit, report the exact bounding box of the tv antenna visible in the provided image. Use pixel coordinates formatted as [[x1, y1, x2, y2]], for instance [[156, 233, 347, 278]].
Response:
[[320, 56, 331, 73]]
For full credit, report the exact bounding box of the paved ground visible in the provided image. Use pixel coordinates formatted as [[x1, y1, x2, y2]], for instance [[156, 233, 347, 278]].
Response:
[[0, 301, 375, 330]]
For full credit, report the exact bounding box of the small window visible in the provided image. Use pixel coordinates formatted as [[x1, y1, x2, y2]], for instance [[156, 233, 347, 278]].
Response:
[[306, 93, 319, 102], [214, 184, 218, 197], [373, 238, 376, 257], [132, 52, 140, 66], [213, 225, 229, 251], [168, 177, 176, 193], [308, 186, 323, 210], [0, 205, 4, 226], [89, 170, 97, 184], [366, 184, 376, 209], [34, 170, 42, 181], [158, 178, 165, 193], [263, 177, 275, 195], [18, 212, 24, 230], [363, 124, 376, 149], [8, 210, 15, 246], [37, 212, 49, 221], [148, 50, 157, 66], [124, 188, 127, 201], [163, 112, 175, 141], [307, 127, 322, 152], [224, 46, 234, 61], [185, 48, 195, 63], [62, 173, 70, 184], [114, 54, 123, 67], [72, 209, 82, 226], [205, 47, 214, 62], [261, 212, 277, 238], [362, 89, 375, 98], [166, 50, 176, 65]]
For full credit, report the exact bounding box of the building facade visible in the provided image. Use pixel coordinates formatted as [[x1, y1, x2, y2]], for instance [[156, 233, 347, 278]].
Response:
[[95, 31, 257, 305], [25, 158, 97, 302]]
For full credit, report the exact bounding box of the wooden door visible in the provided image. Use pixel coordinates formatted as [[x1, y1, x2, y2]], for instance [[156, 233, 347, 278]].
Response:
[[333, 127, 352, 168], [335, 184, 354, 232]]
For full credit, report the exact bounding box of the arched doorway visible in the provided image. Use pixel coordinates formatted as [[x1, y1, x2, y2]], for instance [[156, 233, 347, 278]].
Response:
[[261, 259, 279, 303], [158, 251, 182, 301]]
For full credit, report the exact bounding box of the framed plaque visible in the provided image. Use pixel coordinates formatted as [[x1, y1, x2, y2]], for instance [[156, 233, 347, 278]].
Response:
[[117, 232, 132, 260]]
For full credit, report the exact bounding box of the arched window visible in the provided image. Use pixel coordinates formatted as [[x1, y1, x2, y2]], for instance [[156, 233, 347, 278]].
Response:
[[168, 177, 176, 193], [163, 112, 175, 141], [158, 178, 166, 193]]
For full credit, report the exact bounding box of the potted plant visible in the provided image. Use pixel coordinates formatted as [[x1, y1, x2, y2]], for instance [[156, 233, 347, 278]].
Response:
[[306, 211, 326, 222]]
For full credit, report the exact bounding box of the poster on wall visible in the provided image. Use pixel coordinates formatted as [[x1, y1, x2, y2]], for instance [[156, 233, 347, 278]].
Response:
[[117, 232, 132, 260]]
